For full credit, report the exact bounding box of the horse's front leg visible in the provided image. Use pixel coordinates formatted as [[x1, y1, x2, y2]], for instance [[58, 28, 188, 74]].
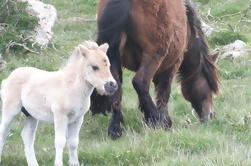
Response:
[[108, 86, 123, 139], [67, 116, 84, 166], [132, 52, 169, 128], [108, 57, 123, 139], [54, 112, 68, 166]]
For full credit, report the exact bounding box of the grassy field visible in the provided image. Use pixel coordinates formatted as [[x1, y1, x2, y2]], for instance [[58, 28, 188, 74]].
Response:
[[0, 0, 251, 165]]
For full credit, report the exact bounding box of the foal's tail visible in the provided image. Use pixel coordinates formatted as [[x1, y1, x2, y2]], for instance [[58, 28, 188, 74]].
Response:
[[184, 0, 220, 94]]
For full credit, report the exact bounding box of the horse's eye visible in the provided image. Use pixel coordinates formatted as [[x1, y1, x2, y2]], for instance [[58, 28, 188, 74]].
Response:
[[91, 65, 99, 71]]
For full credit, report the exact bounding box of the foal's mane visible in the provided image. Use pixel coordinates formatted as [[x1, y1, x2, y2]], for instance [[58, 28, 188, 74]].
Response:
[[63, 41, 99, 68]]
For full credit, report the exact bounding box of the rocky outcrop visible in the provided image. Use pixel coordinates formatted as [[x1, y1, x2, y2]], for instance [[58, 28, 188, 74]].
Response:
[[220, 40, 251, 58], [20, 0, 57, 47], [201, 21, 216, 36]]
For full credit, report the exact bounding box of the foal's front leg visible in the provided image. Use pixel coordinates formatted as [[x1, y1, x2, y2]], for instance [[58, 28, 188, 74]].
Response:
[[54, 113, 68, 166], [21, 116, 39, 166], [67, 116, 84, 166]]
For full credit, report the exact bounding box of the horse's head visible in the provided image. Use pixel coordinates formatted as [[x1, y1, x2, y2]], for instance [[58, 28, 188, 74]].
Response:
[[79, 42, 117, 96]]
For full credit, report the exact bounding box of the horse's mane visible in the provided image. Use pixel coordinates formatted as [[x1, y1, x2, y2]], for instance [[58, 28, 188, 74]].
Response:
[[184, 0, 220, 94]]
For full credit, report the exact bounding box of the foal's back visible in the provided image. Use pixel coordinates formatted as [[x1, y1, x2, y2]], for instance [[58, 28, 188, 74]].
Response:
[[1, 67, 59, 99], [1, 67, 46, 101], [1, 67, 62, 120]]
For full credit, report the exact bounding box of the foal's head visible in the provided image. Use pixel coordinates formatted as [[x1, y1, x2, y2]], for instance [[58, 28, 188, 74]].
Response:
[[79, 41, 117, 95]]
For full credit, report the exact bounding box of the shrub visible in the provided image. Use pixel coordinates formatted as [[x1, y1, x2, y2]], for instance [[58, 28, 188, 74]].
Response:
[[0, 0, 38, 55]]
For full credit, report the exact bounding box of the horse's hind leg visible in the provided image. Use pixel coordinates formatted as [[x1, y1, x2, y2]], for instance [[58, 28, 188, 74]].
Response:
[[0, 99, 21, 159], [21, 116, 39, 166], [153, 70, 175, 128]]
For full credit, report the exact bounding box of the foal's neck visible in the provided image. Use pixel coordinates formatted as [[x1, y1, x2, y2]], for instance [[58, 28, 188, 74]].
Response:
[[61, 53, 94, 98]]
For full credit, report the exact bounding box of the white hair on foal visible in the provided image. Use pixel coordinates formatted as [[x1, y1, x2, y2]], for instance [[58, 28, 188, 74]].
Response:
[[63, 41, 99, 71], [0, 41, 117, 166]]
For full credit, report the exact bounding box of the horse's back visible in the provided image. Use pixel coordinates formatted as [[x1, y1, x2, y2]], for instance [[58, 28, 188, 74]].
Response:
[[126, 0, 188, 73]]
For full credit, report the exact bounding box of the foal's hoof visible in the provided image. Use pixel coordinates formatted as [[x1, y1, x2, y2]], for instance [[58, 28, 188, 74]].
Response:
[[70, 164, 80, 166], [145, 112, 172, 129], [108, 124, 123, 139]]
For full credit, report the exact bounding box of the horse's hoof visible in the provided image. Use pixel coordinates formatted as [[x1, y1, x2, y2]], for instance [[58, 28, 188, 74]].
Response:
[[162, 115, 172, 129], [209, 111, 216, 118], [145, 112, 172, 129], [200, 111, 216, 123], [108, 124, 123, 139]]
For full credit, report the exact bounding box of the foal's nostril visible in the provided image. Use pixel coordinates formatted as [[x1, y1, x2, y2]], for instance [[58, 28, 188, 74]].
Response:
[[104, 81, 118, 94]]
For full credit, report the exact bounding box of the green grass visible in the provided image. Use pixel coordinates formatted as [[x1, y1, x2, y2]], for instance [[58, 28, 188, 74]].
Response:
[[0, 0, 251, 165]]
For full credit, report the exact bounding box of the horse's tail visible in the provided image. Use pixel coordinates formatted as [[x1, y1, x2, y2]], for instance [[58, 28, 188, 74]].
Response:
[[97, 0, 130, 57], [91, 0, 130, 115], [184, 0, 220, 94]]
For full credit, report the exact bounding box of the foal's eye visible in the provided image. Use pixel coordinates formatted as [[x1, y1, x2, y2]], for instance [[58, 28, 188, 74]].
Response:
[[91, 65, 99, 71]]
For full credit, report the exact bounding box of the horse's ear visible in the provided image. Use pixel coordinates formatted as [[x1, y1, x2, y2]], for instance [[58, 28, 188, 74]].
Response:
[[79, 45, 89, 57], [99, 43, 109, 53]]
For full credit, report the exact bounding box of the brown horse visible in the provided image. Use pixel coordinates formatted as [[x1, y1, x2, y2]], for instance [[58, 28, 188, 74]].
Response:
[[91, 0, 220, 139]]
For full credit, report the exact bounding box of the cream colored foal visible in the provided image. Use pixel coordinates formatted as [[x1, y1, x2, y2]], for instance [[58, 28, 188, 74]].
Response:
[[0, 41, 117, 166]]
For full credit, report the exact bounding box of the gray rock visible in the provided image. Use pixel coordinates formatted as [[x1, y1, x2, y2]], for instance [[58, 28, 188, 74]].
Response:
[[221, 40, 250, 58], [19, 0, 57, 48], [201, 21, 215, 36]]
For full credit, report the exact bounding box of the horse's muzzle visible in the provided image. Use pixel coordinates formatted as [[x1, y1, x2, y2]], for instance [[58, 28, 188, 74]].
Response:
[[104, 81, 118, 95]]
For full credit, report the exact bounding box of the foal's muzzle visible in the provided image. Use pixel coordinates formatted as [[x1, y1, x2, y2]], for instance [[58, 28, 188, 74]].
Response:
[[104, 81, 118, 95]]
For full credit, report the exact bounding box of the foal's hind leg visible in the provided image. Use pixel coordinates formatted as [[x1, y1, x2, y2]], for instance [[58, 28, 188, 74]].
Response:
[[21, 116, 39, 166], [0, 100, 21, 160]]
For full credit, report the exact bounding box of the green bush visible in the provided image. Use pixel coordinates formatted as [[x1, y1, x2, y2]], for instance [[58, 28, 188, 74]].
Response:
[[209, 31, 248, 47], [0, 0, 38, 55]]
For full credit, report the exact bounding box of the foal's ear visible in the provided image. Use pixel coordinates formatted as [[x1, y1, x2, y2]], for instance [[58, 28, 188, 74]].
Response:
[[99, 43, 109, 53], [79, 45, 89, 57]]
